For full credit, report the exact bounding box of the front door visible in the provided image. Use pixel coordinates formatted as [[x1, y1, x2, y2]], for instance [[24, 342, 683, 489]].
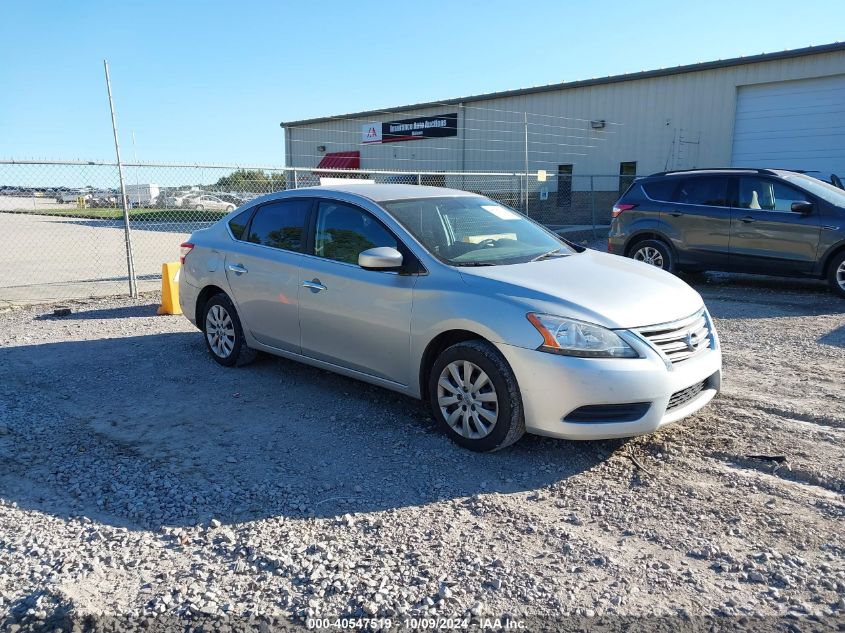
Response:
[[667, 175, 732, 269], [223, 198, 312, 352], [729, 176, 821, 274], [298, 199, 417, 385]]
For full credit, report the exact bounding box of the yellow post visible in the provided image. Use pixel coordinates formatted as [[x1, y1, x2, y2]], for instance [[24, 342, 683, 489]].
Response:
[[157, 262, 182, 315]]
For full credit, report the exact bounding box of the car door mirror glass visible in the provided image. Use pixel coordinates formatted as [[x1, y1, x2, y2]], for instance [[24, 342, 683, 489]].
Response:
[[790, 201, 813, 214], [359, 247, 403, 270]]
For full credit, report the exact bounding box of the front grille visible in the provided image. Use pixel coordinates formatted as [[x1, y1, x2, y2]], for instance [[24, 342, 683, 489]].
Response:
[[667, 380, 706, 411], [635, 309, 712, 364], [564, 402, 651, 424]]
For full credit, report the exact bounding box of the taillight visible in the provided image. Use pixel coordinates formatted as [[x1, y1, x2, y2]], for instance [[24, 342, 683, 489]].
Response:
[[180, 242, 194, 264], [612, 203, 637, 218]]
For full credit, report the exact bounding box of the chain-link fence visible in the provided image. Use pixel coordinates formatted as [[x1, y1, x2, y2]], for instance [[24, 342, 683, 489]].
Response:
[[0, 160, 630, 304]]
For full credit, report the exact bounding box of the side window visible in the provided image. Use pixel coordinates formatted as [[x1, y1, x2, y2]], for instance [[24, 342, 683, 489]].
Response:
[[676, 177, 729, 206], [228, 207, 254, 240], [738, 177, 807, 212], [314, 201, 397, 265], [642, 180, 679, 202], [247, 199, 310, 251]]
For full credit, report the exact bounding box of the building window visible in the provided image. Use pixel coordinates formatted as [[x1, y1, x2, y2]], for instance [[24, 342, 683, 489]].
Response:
[[619, 161, 637, 195]]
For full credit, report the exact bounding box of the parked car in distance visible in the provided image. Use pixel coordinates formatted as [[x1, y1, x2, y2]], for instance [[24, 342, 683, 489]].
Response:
[[609, 168, 845, 297], [179, 184, 722, 451], [163, 191, 199, 208], [188, 194, 236, 213]]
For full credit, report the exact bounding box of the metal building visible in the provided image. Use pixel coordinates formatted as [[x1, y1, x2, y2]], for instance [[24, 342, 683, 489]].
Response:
[[282, 42, 845, 223]]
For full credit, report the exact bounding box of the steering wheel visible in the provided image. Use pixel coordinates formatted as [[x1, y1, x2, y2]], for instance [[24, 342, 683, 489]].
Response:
[[476, 238, 498, 248], [831, 174, 844, 190]]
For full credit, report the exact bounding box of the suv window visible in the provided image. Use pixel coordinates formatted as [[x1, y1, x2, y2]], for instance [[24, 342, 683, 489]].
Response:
[[246, 199, 311, 250], [228, 208, 254, 240], [677, 176, 729, 206], [642, 180, 679, 202], [738, 177, 808, 212], [314, 201, 397, 265]]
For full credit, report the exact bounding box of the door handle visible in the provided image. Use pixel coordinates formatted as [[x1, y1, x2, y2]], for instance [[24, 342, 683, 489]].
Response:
[[740, 216, 756, 224], [227, 263, 248, 274], [669, 211, 682, 217], [302, 279, 326, 292]]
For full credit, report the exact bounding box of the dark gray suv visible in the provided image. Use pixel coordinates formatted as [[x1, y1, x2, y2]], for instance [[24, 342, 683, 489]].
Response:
[[608, 168, 845, 297]]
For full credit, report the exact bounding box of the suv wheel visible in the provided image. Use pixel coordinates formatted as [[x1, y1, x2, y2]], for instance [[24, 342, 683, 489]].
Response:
[[202, 293, 258, 367], [428, 340, 525, 452], [630, 239, 674, 272], [828, 251, 845, 298]]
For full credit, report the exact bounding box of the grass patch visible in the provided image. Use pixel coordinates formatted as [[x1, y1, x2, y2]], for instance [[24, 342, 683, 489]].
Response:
[[0, 207, 226, 222]]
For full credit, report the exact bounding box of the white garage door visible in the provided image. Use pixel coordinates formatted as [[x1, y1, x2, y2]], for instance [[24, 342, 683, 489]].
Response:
[[731, 74, 845, 178]]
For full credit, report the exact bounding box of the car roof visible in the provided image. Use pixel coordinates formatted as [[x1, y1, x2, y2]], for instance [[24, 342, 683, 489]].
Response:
[[296, 183, 480, 202]]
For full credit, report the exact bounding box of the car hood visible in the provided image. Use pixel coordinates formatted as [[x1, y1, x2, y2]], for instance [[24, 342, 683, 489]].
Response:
[[457, 250, 705, 329]]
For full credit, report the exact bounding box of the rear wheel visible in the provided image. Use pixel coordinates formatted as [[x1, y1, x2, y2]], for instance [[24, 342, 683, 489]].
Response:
[[428, 340, 525, 452], [202, 293, 257, 367], [828, 251, 845, 298], [629, 239, 675, 273]]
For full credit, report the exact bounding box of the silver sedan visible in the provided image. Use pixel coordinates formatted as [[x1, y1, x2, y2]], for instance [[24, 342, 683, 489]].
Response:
[[179, 184, 721, 451]]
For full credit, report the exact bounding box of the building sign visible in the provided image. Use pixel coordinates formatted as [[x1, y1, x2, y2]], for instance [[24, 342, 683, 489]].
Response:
[[361, 123, 383, 144], [361, 113, 458, 144]]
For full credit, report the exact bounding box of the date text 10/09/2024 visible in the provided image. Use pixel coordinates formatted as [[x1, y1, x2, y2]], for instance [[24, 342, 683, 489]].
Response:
[[306, 617, 527, 630]]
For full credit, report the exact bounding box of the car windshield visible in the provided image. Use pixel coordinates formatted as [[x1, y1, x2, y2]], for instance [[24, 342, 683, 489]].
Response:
[[382, 196, 575, 266], [781, 173, 845, 206]]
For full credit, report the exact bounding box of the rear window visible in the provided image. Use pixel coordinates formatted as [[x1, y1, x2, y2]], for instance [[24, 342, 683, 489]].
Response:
[[246, 199, 311, 251], [642, 180, 679, 202], [677, 176, 729, 207], [228, 208, 254, 240]]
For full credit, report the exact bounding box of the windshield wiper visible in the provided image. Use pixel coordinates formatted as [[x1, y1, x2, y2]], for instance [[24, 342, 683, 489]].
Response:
[[530, 248, 565, 262], [454, 261, 497, 267]]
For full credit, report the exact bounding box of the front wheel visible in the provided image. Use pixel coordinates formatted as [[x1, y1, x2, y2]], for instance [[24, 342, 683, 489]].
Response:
[[828, 251, 845, 298], [195, 204, 205, 211], [428, 340, 525, 452], [629, 239, 675, 273], [202, 293, 257, 367]]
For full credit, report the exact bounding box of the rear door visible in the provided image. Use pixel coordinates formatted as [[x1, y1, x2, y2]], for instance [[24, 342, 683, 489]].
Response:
[[729, 176, 821, 273], [223, 198, 312, 352], [667, 175, 732, 268], [298, 199, 417, 385]]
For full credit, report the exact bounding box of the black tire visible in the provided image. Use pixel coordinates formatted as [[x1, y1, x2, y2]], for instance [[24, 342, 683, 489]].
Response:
[[201, 293, 258, 367], [827, 250, 845, 298], [628, 238, 675, 273], [428, 340, 525, 452]]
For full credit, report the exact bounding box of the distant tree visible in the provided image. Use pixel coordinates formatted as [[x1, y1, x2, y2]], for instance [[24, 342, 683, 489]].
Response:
[[215, 169, 286, 194]]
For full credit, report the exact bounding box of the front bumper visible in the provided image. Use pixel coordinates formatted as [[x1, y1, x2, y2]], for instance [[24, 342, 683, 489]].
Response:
[[496, 338, 722, 440]]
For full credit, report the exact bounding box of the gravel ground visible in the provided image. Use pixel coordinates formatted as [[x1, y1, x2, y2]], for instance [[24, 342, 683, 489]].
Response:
[[0, 271, 843, 631]]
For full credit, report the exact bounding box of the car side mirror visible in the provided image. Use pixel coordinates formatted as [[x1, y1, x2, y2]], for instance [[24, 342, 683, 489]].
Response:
[[358, 246, 403, 270], [791, 201, 813, 214]]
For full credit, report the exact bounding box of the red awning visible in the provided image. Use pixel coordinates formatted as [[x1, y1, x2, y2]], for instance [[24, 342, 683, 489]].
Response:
[[315, 151, 360, 170]]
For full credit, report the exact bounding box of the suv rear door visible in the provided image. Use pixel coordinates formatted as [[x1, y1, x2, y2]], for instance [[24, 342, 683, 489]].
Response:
[[729, 176, 821, 273], [666, 175, 732, 268]]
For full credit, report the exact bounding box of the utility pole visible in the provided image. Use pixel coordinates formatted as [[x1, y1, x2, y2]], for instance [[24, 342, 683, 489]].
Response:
[[104, 60, 137, 297]]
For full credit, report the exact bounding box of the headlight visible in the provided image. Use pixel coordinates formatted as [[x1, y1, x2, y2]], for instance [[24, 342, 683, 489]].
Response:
[[527, 313, 638, 358]]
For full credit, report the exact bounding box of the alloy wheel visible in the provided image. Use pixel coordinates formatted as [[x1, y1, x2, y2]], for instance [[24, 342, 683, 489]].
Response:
[[633, 246, 664, 268], [436, 360, 499, 439], [837, 260, 845, 291], [205, 304, 236, 358]]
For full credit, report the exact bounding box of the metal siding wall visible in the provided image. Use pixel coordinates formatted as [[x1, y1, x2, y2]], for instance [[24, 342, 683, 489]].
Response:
[[285, 51, 845, 182]]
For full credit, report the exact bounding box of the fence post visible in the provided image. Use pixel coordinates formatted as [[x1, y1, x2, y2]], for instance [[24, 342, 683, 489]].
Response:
[[103, 60, 137, 298], [417, 173, 421, 186], [293, 169, 298, 189], [590, 175, 597, 242], [523, 111, 529, 215]]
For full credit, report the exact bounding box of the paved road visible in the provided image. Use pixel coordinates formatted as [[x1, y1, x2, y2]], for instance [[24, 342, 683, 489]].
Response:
[[0, 211, 207, 305]]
